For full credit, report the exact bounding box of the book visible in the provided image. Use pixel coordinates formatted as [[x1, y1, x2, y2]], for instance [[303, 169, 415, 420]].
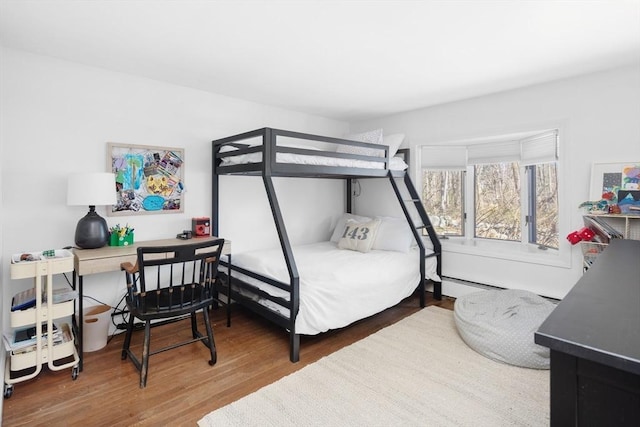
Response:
[[11, 288, 36, 311], [49, 287, 78, 304], [4, 323, 62, 351], [11, 287, 77, 312], [15, 323, 58, 342]]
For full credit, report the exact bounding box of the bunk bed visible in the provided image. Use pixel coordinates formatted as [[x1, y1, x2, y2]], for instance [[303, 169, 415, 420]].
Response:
[[212, 128, 442, 362]]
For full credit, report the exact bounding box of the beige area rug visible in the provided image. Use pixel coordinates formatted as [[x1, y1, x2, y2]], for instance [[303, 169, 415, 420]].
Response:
[[198, 306, 549, 427]]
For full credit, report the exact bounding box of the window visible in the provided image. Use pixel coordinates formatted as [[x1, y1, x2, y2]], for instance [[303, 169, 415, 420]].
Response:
[[528, 163, 559, 248], [420, 130, 559, 249], [422, 170, 464, 236], [474, 162, 521, 241]]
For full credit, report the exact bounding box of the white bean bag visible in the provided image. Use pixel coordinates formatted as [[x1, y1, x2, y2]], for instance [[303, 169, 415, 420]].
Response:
[[454, 289, 556, 369]]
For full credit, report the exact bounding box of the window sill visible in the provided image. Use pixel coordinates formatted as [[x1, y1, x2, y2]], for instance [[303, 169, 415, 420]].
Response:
[[441, 238, 571, 268]]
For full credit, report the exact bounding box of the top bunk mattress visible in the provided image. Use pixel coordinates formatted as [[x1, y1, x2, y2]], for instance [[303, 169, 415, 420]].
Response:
[[228, 241, 439, 335], [219, 147, 408, 171], [213, 128, 408, 177]]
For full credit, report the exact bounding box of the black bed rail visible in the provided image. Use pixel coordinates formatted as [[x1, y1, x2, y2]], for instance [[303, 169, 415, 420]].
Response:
[[212, 127, 392, 179]]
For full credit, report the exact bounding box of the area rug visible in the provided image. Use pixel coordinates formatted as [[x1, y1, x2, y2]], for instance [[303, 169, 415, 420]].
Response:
[[198, 306, 549, 426]]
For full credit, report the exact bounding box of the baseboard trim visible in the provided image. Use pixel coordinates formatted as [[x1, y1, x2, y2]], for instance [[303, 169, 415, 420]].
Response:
[[440, 276, 560, 303]]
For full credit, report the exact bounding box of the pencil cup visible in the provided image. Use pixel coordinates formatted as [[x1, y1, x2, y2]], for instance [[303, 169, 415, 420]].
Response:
[[109, 232, 134, 246]]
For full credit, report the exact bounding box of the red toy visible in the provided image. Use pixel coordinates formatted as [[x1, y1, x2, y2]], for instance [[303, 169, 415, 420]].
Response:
[[566, 227, 595, 245]]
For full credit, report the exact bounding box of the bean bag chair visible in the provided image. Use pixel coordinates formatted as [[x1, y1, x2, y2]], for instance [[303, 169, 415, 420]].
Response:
[[454, 289, 556, 369]]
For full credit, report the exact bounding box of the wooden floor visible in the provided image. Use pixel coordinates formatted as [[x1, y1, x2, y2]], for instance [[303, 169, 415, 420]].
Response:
[[2, 292, 454, 426]]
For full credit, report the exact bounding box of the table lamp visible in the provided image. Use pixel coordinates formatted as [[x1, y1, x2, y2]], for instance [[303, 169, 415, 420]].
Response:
[[67, 172, 117, 249]]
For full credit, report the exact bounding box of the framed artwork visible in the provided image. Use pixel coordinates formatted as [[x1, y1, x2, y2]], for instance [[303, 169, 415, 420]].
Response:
[[107, 143, 185, 216], [589, 162, 640, 212]]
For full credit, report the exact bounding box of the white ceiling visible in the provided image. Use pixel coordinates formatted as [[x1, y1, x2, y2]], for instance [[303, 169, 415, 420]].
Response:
[[1, 0, 639, 121]]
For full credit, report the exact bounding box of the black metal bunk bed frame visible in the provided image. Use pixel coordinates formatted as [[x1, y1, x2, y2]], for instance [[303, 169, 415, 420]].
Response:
[[212, 127, 442, 362]]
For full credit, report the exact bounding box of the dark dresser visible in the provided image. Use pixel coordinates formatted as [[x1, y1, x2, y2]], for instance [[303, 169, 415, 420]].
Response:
[[535, 239, 640, 426]]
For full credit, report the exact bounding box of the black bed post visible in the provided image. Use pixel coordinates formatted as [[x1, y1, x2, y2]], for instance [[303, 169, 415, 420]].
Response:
[[346, 179, 352, 213], [263, 128, 301, 362], [212, 141, 219, 237]]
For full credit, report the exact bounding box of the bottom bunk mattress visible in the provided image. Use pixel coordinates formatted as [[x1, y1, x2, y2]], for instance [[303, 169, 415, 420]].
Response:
[[227, 241, 439, 335]]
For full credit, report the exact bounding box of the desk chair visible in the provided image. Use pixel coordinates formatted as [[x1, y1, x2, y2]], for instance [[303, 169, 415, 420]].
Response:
[[120, 238, 225, 388]]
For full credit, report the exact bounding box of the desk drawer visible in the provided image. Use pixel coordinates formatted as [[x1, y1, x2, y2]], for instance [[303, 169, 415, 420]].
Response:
[[76, 255, 137, 275]]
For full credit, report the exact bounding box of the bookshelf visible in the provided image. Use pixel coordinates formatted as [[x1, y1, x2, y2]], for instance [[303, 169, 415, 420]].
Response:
[[581, 214, 640, 271], [3, 250, 80, 398]]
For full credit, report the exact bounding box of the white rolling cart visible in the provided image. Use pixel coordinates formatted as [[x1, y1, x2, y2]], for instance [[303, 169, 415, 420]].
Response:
[[4, 250, 79, 398]]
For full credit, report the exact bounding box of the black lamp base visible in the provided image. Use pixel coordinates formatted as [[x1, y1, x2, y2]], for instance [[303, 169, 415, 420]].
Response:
[[75, 206, 109, 249]]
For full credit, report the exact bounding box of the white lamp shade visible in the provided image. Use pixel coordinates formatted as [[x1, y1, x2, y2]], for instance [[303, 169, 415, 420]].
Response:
[[67, 173, 117, 206]]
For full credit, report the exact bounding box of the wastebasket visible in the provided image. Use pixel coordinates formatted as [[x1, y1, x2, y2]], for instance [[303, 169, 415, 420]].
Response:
[[83, 305, 112, 352]]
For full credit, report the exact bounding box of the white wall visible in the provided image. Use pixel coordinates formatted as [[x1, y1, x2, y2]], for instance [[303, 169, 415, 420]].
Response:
[[0, 58, 4, 417], [352, 64, 640, 299], [0, 48, 349, 333]]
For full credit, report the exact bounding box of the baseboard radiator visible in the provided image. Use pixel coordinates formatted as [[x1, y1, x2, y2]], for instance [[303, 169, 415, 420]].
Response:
[[441, 276, 560, 303]]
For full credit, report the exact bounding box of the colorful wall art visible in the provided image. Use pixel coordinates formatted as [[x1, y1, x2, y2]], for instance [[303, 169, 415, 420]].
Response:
[[590, 162, 640, 214], [107, 143, 185, 215]]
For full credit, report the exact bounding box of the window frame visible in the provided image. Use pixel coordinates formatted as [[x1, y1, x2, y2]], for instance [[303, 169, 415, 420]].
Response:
[[418, 129, 560, 252]]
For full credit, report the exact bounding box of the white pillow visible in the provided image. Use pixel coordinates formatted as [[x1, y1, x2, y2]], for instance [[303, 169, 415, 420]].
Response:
[[390, 156, 408, 171], [338, 218, 381, 253], [330, 213, 372, 243], [383, 133, 405, 158], [372, 216, 414, 253], [337, 129, 386, 158]]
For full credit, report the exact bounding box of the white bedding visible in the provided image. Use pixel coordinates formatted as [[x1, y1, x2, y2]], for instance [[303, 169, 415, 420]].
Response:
[[219, 147, 408, 171], [228, 241, 439, 335]]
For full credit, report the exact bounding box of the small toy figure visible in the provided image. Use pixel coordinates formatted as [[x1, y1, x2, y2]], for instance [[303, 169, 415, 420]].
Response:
[[578, 199, 609, 214]]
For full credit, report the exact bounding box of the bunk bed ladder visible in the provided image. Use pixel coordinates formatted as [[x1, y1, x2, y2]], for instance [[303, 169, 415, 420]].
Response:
[[388, 172, 442, 306]]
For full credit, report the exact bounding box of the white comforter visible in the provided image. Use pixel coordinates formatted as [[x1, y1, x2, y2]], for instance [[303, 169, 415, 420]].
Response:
[[229, 242, 436, 335], [219, 148, 408, 170]]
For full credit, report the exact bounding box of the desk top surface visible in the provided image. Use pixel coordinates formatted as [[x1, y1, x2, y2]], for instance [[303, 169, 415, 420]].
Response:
[[73, 237, 229, 275], [73, 236, 229, 260], [535, 239, 640, 375]]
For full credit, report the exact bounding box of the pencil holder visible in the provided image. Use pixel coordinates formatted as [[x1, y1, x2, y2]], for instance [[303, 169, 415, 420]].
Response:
[[109, 232, 134, 246]]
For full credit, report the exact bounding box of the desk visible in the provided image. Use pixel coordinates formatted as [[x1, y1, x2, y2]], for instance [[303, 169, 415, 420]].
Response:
[[535, 239, 640, 426], [72, 236, 231, 371]]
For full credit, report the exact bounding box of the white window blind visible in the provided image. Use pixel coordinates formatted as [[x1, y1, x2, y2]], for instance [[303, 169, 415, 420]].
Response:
[[421, 129, 558, 169], [520, 130, 558, 165], [467, 140, 521, 165]]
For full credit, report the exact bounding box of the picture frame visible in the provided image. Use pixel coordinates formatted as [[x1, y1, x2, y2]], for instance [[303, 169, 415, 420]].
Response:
[[107, 142, 185, 216], [589, 161, 640, 204]]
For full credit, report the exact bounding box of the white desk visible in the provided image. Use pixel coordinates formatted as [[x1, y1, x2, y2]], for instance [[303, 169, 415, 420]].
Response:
[[72, 236, 231, 370]]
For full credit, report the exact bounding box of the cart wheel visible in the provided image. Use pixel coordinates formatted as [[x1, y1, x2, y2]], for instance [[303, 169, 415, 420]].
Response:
[[4, 384, 13, 399], [72, 366, 79, 380]]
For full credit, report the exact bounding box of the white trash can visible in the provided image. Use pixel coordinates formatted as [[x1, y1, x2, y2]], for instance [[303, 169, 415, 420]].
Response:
[[83, 305, 112, 352]]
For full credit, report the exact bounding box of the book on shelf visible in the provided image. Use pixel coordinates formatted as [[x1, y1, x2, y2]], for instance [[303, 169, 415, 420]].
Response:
[[3, 322, 63, 351], [583, 215, 623, 243], [11, 288, 36, 311], [10, 287, 78, 311], [49, 287, 78, 304]]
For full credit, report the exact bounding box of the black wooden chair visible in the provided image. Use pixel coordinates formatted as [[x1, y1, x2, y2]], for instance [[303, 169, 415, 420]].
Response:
[[120, 238, 225, 388]]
